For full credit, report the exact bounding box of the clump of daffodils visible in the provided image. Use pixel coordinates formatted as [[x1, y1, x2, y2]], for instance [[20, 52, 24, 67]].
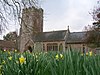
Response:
[[86, 51, 93, 56], [55, 54, 64, 60], [19, 55, 26, 64], [81, 51, 93, 56], [8, 56, 12, 60]]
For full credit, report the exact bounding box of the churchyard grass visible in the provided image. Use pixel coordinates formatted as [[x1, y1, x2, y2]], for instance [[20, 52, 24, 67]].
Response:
[[0, 49, 100, 75]]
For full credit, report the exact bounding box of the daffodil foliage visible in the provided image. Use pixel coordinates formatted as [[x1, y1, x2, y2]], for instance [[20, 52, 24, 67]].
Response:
[[0, 49, 100, 75]]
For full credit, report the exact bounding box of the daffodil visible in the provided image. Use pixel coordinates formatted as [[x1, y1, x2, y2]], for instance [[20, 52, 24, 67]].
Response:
[[4, 49, 6, 52], [2, 60, 6, 64], [89, 51, 92, 56], [15, 49, 17, 52], [19, 55, 26, 64], [8, 51, 11, 55], [55, 54, 59, 60], [86, 52, 88, 56], [8, 56, 12, 60], [60, 54, 64, 59]]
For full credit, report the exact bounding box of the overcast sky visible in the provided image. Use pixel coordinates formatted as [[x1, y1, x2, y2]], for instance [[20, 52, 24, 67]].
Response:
[[0, 0, 98, 39], [42, 0, 97, 32]]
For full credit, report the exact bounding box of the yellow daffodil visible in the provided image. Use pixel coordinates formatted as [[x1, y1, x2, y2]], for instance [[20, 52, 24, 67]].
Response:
[[60, 54, 64, 59], [8, 56, 12, 60], [55, 54, 59, 60], [89, 51, 92, 56], [86, 52, 88, 56], [2, 60, 6, 64], [19, 55, 26, 64], [15, 49, 17, 52], [4, 49, 6, 52]]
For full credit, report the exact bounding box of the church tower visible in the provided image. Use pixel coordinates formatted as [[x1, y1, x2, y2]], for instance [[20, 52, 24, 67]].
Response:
[[19, 7, 43, 52]]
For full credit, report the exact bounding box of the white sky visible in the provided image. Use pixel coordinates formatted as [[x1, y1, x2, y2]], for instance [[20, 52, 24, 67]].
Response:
[[42, 0, 97, 32], [0, 0, 98, 39]]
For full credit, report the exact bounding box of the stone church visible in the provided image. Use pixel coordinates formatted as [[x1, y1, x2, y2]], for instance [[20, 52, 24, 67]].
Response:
[[19, 6, 88, 52]]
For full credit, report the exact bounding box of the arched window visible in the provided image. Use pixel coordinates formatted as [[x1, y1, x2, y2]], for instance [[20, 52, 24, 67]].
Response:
[[59, 43, 63, 51], [47, 43, 58, 51]]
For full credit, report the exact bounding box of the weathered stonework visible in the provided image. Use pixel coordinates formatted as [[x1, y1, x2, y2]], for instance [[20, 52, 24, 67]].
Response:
[[19, 7, 43, 52], [34, 42, 43, 52], [18, 6, 97, 53]]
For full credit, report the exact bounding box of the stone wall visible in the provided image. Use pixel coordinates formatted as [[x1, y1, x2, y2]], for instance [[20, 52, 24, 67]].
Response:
[[19, 7, 43, 52], [66, 43, 92, 52], [34, 42, 43, 52], [66, 44, 83, 51]]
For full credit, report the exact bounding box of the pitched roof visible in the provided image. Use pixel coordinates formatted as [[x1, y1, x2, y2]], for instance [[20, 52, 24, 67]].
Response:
[[65, 32, 86, 44], [34, 30, 67, 42], [0, 40, 16, 49]]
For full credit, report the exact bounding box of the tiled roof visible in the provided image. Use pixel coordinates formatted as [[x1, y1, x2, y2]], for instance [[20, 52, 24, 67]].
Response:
[[34, 30, 86, 43], [34, 30, 67, 42], [0, 40, 16, 49], [65, 32, 86, 44]]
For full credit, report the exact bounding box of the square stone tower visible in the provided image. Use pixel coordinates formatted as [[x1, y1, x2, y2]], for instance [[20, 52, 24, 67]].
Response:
[[19, 6, 43, 52]]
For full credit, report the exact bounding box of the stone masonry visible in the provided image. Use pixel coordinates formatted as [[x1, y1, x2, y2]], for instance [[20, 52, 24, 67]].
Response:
[[19, 7, 43, 52]]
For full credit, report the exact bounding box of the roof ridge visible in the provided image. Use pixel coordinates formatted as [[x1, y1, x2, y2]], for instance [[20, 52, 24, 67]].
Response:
[[71, 31, 86, 33], [43, 30, 67, 33]]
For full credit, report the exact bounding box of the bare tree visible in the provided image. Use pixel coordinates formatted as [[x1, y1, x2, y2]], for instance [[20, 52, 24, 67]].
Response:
[[3, 31, 17, 41], [85, 1, 100, 48], [0, 0, 41, 34], [92, 0, 100, 22]]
